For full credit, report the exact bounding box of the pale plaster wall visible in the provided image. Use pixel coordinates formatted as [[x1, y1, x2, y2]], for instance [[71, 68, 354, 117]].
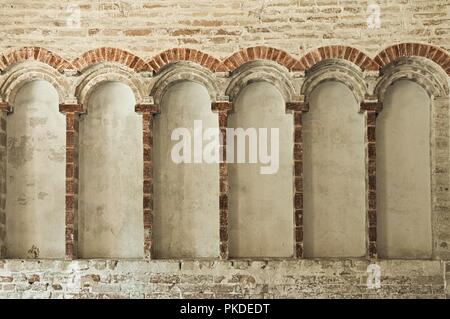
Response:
[[78, 82, 143, 259], [5, 80, 65, 259], [228, 81, 294, 258], [303, 81, 366, 258], [377, 80, 432, 259], [153, 81, 219, 258]]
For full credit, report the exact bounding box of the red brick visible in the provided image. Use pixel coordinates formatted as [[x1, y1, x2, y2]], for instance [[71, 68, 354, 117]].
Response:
[[294, 161, 302, 176], [219, 226, 228, 241], [295, 226, 303, 242], [0, 47, 75, 72], [72, 48, 150, 72], [295, 243, 303, 258], [294, 193, 303, 209]]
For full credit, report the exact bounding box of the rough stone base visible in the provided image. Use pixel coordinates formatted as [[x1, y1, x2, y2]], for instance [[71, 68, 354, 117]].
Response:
[[0, 259, 447, 299]]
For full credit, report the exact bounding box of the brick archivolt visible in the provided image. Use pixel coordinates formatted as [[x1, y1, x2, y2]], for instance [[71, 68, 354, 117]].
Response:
[[375, 57, 449, 101], [0, 43, 447, 106], [225, 60, 298, 104], [0, 43, 449, 77], [74, 62, 149, 107], [0, 61, 71, 106], [301, 59, 367, 107], [150, 61, 221, 105]]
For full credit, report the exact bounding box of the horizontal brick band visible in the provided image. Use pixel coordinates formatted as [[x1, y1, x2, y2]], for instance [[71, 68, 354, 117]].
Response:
[[361, 102, 383, 112], [135, 104, 160, 114], [286, 102, 307, 112], [59, 104, 84, 113], [0, 44, 448, 75], [211, 101, 232, 112]]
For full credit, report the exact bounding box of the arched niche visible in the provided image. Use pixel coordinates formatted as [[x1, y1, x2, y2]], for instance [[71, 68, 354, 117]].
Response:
[[303, 81, 366, 257], [377, 80, 432, 258], [153, 81, 219, 258], [228, 81, 294, 258], [5, 79, 65, 258], [78, 81, 143, 258]]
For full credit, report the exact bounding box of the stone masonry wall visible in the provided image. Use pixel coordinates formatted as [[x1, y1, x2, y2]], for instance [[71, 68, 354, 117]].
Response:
[[0, 259, 448, 299], [0, 0, 448, 59], [0, 0, 449, 299]]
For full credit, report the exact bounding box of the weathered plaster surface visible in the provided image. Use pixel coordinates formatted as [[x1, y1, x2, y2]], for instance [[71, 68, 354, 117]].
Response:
[[228, 81, 294, 258], [5, 80, 65, 259], [78, 82, 143, 259], [153, 81, 219, 258], [377, 80, 432, 259], [303, 81, 366, 258]]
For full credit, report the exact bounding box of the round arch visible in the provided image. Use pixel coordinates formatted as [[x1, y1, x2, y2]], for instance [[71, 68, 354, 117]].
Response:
[[0, 61, 70, 106], [75, 62, 147, 109], [375, 57, 449, 102], [150, 61, 220, 106], [301, 59, 367, 108], [226, 60, 297, 104]]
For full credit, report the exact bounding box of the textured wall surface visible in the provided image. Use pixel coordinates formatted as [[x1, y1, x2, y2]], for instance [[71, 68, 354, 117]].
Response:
[[228, 82, 293, 257], [78, 82, 143, 258], [303, 81, 366, 257], [0, 0, 449, 299], [0, 259, 448, 299], [153, 81, 219, 258], [5, 80, 65, 259], [0, 0, 448, 59], [377, 80, 432, 259]]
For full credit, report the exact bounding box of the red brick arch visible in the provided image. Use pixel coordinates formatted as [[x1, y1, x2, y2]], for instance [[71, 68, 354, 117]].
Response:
[[1, 44, 448, 76], [222, 46, 300, 72], [0, 47, 74, 72], [148, 48, 226, 73], [374, 43, 450, 75], [72, 48, 151, 72], [298, 45, 379, 71]]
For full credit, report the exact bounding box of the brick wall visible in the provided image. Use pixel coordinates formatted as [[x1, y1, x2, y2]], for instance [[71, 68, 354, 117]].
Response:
[[0, 0, 449, 299], [0, 259, 447, 299], [0, 0, 448, 63]]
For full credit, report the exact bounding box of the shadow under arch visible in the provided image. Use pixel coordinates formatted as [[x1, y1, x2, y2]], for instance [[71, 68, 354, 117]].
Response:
[[301, 59, 368, 111], [75, 62, 147, 110], [225, 60, 297, 105], [0, 61, 71, 106], [150, 61, 221, 106]]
